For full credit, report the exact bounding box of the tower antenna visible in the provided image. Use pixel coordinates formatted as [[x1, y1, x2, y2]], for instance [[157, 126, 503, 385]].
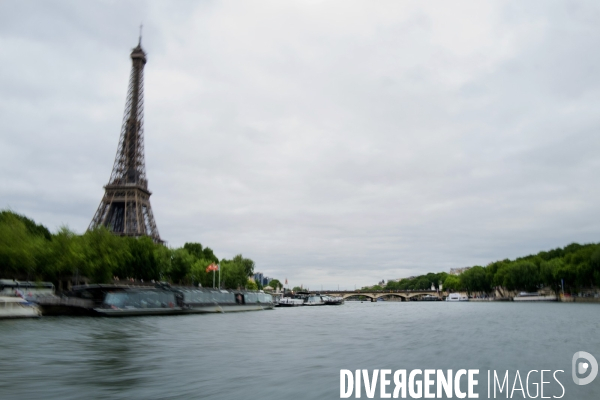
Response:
[[139, 24, 143, 46]]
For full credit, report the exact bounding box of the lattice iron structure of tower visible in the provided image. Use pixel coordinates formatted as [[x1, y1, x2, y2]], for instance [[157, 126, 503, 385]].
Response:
[[89, 38, 162, 243]]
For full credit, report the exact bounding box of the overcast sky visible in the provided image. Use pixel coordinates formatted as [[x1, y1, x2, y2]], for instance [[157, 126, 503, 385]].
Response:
[[1, 1, 600, 289]]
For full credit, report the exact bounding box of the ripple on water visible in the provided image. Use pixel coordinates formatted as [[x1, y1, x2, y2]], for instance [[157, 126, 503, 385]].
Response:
[[1, 302, 600, 399]]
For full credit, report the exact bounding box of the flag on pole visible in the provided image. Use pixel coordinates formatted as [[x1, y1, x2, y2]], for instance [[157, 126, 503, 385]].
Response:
[[206, 264, 219, 273], [285, 278, 288, 285]]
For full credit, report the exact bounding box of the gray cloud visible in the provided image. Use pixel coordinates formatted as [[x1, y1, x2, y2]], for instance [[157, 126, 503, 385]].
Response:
[[2, 1, 600, 289]]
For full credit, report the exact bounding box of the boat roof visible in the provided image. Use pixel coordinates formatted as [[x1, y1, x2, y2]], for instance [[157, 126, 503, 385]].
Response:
[[71, 284, 152, 291], [69, 283, 273, 297], [0, 279, 54, 288], [0, 296, 29, 303]]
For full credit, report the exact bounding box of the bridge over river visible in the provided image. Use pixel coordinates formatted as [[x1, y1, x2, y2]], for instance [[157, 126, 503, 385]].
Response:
[[311, 290, 444, 301]]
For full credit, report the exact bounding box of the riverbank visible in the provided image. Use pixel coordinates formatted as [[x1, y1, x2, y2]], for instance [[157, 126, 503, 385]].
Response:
[[460, 294, 600, 303], [560, 295, 600, 303]]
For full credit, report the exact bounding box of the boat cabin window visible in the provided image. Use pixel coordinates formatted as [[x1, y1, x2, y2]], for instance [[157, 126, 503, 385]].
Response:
[[211, 291, 235, 303], [104, 291, 176, 309], [0, 280, 54, 297], [182, 290, 236, 304], [258, 293, 272, 303], [244, 293, 273, 303]]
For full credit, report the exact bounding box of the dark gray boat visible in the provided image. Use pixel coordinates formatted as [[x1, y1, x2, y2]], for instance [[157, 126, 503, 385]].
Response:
[[38, 284, 274, 317]]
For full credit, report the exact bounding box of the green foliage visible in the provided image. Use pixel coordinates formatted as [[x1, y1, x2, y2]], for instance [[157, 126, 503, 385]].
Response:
[[121, 236, 161, 281], [385, 272, 447, 291], [183, 242, 203, 258], [443, 275, 461, 291], [188, 258, 214, 287], [81, 228, 131, 284], [246, 279, 258, 290], [45, 226, 85, 283], [219, 255, 255, 289], [0, 209, 256, 290], [0, 214, 44, 278], [170, 248, 194, 284], [0, 210, 51, 240], [460, 266, 492, 293], [268, 279, 282, 289], [493, 261, 539, 292], [202, 247, 219, 264], [386, 243, 600, 294], [228, 254, 254, 277]]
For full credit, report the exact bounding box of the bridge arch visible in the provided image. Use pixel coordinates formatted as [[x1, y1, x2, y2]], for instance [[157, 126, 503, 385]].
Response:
[[340, 293, 376, 300], [374, 293, 408, 301], [313, 290, 442, 301]]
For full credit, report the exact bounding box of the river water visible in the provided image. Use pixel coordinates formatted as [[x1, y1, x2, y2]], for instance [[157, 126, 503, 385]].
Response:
[[1, 302, 599, 399]]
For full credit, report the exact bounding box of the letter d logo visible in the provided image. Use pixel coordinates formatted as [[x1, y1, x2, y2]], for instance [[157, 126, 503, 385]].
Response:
[[572, 351, 598, 385]]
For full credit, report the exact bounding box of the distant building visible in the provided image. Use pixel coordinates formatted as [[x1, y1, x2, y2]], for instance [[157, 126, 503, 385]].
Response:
[[449, 267, 471, 276], [253, 272, 271, 287]]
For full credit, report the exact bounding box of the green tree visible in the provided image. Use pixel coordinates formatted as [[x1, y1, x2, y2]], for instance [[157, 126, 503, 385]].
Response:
[[269, 279, 282, 290], [183, 242, 203, 259], [153, 244, 173, 282], [170, 248, 195, 284], [0, 215, 40, 278], [81, 228, 131, 284], [443, 275, 461, 291], [188, 258, 214, 287], [460, 266, 492, 294], [494, 261, 540, 292], [118, 236, 160, 281], [0, 211, 51, 280], [45, 226, 85, 285], [202, 247, 219, 264], [230, 254, 254, 277], [246, 279, 258, 290], [540, 258, 564, 293], [385, 280, 400, 290], [0, 210, 51, 240], [219, 260, 247, 289]]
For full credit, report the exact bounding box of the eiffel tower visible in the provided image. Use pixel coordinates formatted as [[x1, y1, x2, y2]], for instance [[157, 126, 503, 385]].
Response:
[[89, 36, 162, 243]]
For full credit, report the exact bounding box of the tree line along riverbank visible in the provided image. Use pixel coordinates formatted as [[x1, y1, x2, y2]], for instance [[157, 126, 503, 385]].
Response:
[[3, 210, 599, 296], [0, 210, 261, 291], [369, 242, 600, 296]]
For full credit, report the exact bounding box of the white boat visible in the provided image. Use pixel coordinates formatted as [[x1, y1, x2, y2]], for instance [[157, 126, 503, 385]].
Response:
[[513, 292, 557, 302], [276, 297, 305, 307], [0, 279, 55, 302], [304, 295, 326, 306], [446, 293, 469, 302], [0, 296, 42, 319]]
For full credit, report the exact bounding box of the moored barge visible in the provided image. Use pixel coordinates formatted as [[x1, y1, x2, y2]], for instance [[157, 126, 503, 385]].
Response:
[[38, 283, 274, 317]]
